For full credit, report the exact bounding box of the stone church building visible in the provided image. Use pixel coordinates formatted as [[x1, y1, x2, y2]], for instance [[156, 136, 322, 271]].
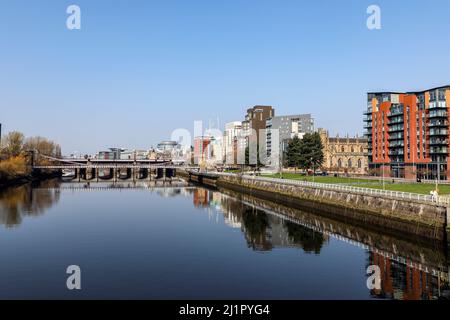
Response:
[[318, 128, 368, 175]]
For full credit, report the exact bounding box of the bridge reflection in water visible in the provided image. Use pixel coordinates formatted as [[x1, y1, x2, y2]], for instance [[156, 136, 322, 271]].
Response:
[[0, 179, 449, 299]]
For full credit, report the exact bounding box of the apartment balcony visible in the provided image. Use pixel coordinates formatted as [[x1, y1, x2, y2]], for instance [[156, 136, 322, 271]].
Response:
[[388, 126, 404, 133], [428, 111, 448, 119], [428, 121, 448, 127], [388, 142, 405, 148], [428, 129, 449, 136], [388, 150, 404, 156], [364, 123, 373, 129], [388, 135, 404, 141], [429, 147, 449, 154], [387, 111, 404, 118], [428, 102, 447, 110], [363, 109, 373, 115], [429, 139, 448, 146]]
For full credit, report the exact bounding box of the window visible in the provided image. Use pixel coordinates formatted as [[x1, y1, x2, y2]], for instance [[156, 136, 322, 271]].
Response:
[[341, 146, 345, 153], [338, 159, 342, 168], [358, 159, 362, 168], [351, 146, 354, 153], [348, 159, 352, 168]]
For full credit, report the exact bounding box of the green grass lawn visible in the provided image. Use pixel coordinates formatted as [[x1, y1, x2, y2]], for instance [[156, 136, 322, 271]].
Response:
[[262, 173, 450, 195], [262, 173, 374, 184]]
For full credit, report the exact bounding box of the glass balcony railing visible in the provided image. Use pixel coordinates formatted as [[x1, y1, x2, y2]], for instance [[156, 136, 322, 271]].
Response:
[[428, 121, 448, 127], [388, 135, 404, 141], [428, 102, 447, 109], [429, 147, 448, 154], [388, 126, 404, 132], [428, 111, 448, 118], [429, 129, 448, 136], [389, 150, 404, 156], [388, 142, 405, 148], [429, 139, 448, 145]]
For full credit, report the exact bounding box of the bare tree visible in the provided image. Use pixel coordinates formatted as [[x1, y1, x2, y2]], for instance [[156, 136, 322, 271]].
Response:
[[1, 131, 25, 157]]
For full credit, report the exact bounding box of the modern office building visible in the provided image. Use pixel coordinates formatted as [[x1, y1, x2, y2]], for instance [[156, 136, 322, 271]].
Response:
[[364, 85, 450, 180], [242, 105, 275, 143], [266, 114, 314, 167], [97, 148, 124, 160]]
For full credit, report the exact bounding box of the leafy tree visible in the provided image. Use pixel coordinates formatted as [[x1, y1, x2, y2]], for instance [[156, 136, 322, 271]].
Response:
[[285, 136, 302, 169], [298, 132, 324, 172]]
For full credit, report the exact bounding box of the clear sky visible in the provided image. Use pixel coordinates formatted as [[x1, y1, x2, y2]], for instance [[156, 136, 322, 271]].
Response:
[[1, 0, 450, 154]]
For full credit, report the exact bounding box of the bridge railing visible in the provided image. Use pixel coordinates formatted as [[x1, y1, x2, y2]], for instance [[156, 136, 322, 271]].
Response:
[[211, 172, 450, 206]]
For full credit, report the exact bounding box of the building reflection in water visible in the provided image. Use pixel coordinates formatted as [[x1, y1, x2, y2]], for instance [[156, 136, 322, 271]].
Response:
[[1, 182, 448, 299], [191, 188, 450, 300], [0, 180, 61, 228], [192, 188, 329, 253], [368, 252, 449, 300]]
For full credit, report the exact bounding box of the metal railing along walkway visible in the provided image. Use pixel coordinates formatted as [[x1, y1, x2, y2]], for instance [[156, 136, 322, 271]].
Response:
[[213, 172, 450, 206]]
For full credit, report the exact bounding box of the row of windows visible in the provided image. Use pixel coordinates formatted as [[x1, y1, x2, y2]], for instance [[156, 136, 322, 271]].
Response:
[[331, 146, 365, 153], [331, 158, 363, 169]]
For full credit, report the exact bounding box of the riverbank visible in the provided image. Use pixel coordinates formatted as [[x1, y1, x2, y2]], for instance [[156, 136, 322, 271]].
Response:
[[180, 171, 449, 242], [0, 170, 61, 189]]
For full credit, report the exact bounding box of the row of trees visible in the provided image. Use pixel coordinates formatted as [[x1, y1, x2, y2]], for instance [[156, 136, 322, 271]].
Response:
[[285, 133, 324, 172], [0, 131, 61, 182], [1, 131, 61, 160]]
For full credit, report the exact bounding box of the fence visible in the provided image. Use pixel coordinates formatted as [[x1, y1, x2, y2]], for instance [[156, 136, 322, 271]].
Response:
[[213, 172, 450, 206]]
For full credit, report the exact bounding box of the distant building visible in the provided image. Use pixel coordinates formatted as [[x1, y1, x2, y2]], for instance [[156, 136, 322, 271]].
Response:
[[365, 86, 450, 179], [156, 140, 185, 161], [119, 149, 149, 160], [266, 114, 314, 167], [223, 121, 245, 165], [318, 129, 368, 175], [97, 148, 124, 160], [156, 141, 178, 153], [209, 136, 224, 165], [194, 136, 211, 165], [243, 105, 275, 145]]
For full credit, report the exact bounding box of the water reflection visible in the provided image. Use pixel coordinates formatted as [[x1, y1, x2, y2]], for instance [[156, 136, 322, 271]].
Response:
[[189, 187, 450, 299], [368, 252, 449, 300], [0, 180, 61, 228], [0, 181, 448, 299]]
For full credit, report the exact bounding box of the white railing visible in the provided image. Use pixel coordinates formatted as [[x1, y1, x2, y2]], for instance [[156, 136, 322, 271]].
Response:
[[212, 172, 450, 206]]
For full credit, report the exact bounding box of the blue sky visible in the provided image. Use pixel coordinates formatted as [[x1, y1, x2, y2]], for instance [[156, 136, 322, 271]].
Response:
[[1, 0, 450, 154]]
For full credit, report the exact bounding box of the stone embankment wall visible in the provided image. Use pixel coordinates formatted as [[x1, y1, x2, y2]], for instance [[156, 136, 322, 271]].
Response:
[[182, 171, 449, 241]]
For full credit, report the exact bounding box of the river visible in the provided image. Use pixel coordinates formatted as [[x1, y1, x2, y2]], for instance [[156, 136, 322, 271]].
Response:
[[0, 179, 448, 299]]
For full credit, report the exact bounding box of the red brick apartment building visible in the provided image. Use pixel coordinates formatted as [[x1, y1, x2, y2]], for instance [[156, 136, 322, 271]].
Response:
[[365, 86, 450, 180]]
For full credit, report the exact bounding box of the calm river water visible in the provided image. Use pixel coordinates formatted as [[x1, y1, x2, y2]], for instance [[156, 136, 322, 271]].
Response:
[[0, 179, 448, 299]]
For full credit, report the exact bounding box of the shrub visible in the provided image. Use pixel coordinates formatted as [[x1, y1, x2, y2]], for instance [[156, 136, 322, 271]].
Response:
[[0, 155, 31, 181]]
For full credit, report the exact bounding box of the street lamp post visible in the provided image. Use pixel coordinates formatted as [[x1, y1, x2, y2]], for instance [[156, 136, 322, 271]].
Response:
[[280, 140, 284, 179]]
